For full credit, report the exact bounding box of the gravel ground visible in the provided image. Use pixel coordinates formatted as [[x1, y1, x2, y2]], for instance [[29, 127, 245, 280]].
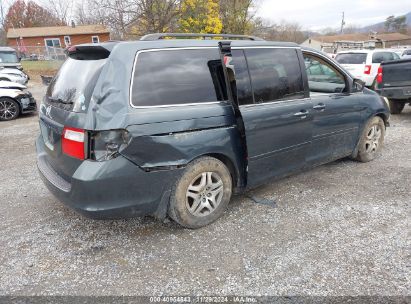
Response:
[[0, 83, 410, 296]]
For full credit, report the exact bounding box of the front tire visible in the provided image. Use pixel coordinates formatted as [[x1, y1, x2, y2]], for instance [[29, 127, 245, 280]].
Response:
[[388, 99, 405, 114], [354, 117, 385, 162], [0, 98, 20, 121], [168, 157, 232, 229]]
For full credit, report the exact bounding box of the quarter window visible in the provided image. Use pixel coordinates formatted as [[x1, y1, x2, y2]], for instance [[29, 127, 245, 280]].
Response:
[[131, 49, 227, 107], [245, 48, 304, 103]]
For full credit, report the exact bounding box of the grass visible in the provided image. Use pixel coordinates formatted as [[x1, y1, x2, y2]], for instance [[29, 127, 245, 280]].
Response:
[[21, 60, 63, 83]]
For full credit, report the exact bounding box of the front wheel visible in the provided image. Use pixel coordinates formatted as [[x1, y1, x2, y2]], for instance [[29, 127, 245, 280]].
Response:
[[0, 98, 20, 121], [168, 157, 232, 229], [354, 117, 385, 163], [388, 99, 405, 114]]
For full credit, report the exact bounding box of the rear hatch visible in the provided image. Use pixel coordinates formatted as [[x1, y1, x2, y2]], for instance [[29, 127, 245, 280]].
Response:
[[335, 52, 368, 78], [38, 46, 109, 180]]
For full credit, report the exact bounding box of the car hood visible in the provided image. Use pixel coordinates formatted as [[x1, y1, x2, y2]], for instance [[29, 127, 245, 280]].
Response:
[[0, 80, 26, 90], [0, 68, 26, 76]]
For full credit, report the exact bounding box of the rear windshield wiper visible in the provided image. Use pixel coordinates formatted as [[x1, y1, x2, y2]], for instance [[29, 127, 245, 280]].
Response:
[[47, 97, 73, 105]]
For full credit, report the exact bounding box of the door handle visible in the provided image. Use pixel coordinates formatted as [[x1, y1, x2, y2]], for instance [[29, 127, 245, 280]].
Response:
[[313, 103, 326, 111], [294, 110, 308, 118]]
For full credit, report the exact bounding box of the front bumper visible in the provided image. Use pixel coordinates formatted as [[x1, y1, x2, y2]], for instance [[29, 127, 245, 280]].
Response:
[[36, 135, 181, 219], [17, 95, 36, 113]]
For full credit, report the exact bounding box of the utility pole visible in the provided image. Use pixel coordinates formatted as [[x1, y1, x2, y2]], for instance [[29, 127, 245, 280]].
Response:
[[340, 12, 345, 34]]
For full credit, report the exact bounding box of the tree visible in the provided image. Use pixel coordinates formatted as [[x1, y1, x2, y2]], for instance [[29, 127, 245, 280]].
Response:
[[4, 0, 63, 30], [134, 0, 179, 34], [179, 0, 222, 34], [385, 15, 407, 33], [252, 18, 307, 43], [220, 0, 255, 34], [41, 0, 73, 25], [0, 0, 8, 45]]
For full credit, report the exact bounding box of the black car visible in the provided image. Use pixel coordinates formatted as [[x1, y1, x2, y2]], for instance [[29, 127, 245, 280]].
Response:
[[36, 33, 390, 228]]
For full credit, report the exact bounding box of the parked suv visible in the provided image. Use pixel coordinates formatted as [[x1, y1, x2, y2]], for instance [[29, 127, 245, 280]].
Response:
[[36, 34, 390, 228], [335, 49, 400, 88], [0, 46, 22, 70]]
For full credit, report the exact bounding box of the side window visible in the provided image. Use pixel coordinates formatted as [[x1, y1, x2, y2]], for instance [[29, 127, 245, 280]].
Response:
[[304, 54, 346, 94], [131, 49, 227, 107], [372, 52, 394, 63], [228, 49, 253, 105], [245, 48, 304, 103]]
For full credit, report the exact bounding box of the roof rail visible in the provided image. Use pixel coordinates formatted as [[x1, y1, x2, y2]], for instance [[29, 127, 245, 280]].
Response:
[[140, 33, 264, 41]]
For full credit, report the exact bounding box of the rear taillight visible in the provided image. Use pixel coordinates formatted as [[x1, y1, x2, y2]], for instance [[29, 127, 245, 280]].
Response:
[[62, 127, 85, 160], [364, 65, 372, 75], [90, 130, 130, 161], [376, 66, 383, 84]]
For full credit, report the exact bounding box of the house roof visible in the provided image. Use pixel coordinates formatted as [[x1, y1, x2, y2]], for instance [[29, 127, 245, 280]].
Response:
[[311, 32, 411, 43], [7, 24, 109, 39]]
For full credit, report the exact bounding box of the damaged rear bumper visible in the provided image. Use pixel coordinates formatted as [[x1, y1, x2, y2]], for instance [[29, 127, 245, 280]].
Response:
[[36, 135, 181, 219]]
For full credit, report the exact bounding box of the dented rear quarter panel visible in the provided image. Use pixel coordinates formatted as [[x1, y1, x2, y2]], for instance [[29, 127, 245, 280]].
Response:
[[120, 102, 246, 188]]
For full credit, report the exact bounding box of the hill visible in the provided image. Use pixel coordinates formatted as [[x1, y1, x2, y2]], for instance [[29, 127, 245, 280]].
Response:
[[361, 11, 411, 32]]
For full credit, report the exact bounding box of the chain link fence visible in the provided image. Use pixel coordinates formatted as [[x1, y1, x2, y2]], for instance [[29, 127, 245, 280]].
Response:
[[14, 46, 67, 61]]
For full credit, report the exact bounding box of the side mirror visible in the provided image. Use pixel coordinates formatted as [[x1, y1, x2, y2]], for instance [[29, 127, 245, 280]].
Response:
[[352, 78, 365, 92]]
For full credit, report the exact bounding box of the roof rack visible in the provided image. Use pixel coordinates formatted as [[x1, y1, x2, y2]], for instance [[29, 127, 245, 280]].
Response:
[[140, 33, 264, 41]]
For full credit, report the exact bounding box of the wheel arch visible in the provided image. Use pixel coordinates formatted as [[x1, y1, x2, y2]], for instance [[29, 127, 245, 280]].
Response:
[[352, 114, 386, 158], [375, 112, 389, 127], [202, 152, 244, 193]]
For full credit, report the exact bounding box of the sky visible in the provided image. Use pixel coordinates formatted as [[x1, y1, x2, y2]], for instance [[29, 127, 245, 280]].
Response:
[[257, 0, 411, 30]]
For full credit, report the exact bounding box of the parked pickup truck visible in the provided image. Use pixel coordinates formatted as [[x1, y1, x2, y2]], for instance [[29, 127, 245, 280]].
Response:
[[376, 58, 411, 114]]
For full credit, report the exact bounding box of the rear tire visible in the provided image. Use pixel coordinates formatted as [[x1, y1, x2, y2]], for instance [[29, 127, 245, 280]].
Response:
[[0, 97, 20, 121], [388, 99, 405, 114], [354, 116, 385, 163], [168, 156, 232, 229]]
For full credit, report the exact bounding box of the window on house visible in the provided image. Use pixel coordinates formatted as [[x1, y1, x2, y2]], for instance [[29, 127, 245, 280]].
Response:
[[92, 36, 99, 43], [64, 36, 71, 46], [44, 38, 61, 48]]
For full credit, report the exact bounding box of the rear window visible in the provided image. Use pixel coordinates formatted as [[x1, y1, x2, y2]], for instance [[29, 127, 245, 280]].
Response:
[[372, 52, 395, 63], [335, 53, 367, 64], [46, 58, 106, 112], [131, 49, 227, 107]]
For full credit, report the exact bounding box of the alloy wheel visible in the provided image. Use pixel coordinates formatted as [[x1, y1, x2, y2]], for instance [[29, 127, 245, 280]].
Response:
[[365, 124, 382, 154], [0, 100, 18, 120], [186, 172, 224, 217]]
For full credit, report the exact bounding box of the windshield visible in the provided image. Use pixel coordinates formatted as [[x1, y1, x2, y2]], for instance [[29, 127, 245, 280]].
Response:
[[0, 51, 18, 63], [46, 58, 106, 112], [335, 53, 367, 64]]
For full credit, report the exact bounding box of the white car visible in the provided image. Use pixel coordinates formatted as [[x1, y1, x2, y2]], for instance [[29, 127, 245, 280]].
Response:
[[0, 68, 29, 85], [0, 81, 37, 120], [401, 49, 411, 59], [335, 49, 400, 87]]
